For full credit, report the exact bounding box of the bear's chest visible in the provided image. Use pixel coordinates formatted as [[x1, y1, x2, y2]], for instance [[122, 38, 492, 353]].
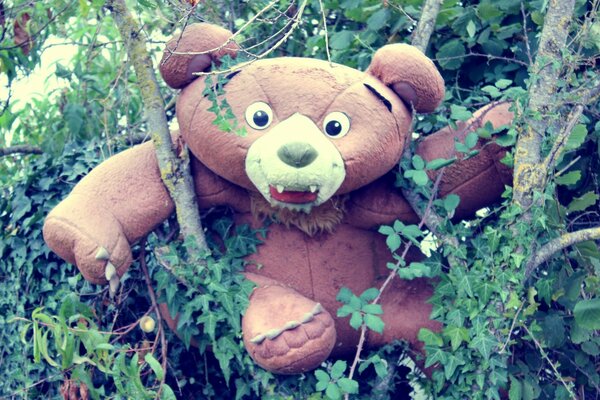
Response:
[[237, 213, 394, 310]]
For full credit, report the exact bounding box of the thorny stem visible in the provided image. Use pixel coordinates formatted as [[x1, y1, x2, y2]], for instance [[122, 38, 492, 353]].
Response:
[[524, 326, 578, 399], [345, 170, 446, 395]]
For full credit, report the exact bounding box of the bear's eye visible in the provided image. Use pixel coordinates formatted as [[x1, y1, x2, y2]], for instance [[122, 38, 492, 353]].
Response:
[[245, 102, 273, 130], [322, 112, 351, 138]]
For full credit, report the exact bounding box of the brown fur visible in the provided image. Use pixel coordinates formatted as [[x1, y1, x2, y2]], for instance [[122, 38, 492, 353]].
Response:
[[250, 192, 349, 236]]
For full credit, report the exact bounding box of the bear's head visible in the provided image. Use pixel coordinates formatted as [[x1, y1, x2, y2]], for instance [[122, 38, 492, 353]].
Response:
[[160, 23, 444, 213]]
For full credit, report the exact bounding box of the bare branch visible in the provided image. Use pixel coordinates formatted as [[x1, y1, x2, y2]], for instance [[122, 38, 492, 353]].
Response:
[[0, 145, 43, 157], [410, 0, 443, 53], [525, 226, 600, 278], [106, 0, 209, 253]]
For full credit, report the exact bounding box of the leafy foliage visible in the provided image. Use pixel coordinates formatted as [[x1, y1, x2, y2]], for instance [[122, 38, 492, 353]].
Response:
[[1, 0, 599, 399]]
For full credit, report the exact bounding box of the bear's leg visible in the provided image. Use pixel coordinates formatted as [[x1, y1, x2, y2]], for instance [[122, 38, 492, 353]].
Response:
[[242, 273, 336, 374], [367, 277, 441, 362]]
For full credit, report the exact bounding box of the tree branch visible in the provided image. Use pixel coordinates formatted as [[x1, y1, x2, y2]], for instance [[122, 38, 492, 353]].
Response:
[[0, 145, 43, 157], [525, 226, 600, 279], [513, 0, 576, 209], [410, 0, 443, 53], [106, 0, 209, 253]]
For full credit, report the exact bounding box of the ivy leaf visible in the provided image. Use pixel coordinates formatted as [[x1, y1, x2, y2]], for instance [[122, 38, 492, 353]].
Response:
[[469, 333, 496, 360], [443, 353, 465, 379], [574, 298, 600, 329], [443, 325, 470, 351], [418, 328, 443, 346], [508, 376, 522, 400]]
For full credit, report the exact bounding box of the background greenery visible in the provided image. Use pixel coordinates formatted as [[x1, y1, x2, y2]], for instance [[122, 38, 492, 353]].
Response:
[[1, 0, 599, 399]]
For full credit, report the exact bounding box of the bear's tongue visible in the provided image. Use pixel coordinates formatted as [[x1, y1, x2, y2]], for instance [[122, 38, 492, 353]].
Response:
[[269, 185, 318, 204]]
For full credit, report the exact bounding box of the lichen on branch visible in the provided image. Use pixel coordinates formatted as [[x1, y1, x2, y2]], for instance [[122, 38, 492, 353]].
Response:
[[105, 0, 208, 252]]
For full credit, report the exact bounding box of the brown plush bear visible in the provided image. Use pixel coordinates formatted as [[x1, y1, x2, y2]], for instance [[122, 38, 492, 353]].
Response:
[[43, 23, 512, 374]]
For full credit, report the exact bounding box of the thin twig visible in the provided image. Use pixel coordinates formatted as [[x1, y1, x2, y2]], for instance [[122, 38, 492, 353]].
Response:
[[345, 170, 446, 395], [523, 325, 578, 399], [0, 145, 43, 157], [317, 0, 332, 66], [140, 243, 169, 399]]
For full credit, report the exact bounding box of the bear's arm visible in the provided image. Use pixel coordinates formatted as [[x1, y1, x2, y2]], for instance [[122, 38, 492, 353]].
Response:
[[415, 102, 513, 219], [345, 102, 512, 229], [43, 141, 175, 284]]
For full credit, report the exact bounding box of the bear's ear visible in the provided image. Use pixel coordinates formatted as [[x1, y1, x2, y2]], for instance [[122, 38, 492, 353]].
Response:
[[159, 23, 239, 89], [367, 44, 444, 113]]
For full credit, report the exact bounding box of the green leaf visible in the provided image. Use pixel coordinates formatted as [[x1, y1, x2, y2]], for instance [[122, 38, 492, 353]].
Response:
[[337, 378, 359, 394], [450, 104, 472, 121], [315, 369, 330, 384], [349, 312, 363, 330], [336, 287, 354, 304], [581, 340, 600, 356], [337, 304, 354, 318], [160, 384, 177, 400], [326, 382, 341, 400], [436, 40, 466, 70], [443, 353, 465, 379], [565, 124, 587, 150], [330, 31, 354, 50], [465, 132, 479, 149], [555, 170, 581, 185], [443, 325, 469, 351], [495, 79, 512, 89], [412, 170, 429, 186], [508, 376, 522, 400], [412, 155, 425, 170], [360, 288, 379, 302], [144, 353, 164, 380], [541, 314, 565, 347], [330, 360, 347, 379], [385, 233, 401, 252], [426, 157, 456, 170], [574, 298, 600, 329], [362, 303, 383, 315], [469, 333, 496, 360], [418, 328, 443, 346], [466, 20, 477, 38], [568, 192, 599, 213], [366, 8, 388, 31], [364, 314, 385, 334], [444, 194, 460, 214]]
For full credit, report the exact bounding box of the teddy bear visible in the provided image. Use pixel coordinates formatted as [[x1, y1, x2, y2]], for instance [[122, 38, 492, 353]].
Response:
[[43, 23, 513, 375]]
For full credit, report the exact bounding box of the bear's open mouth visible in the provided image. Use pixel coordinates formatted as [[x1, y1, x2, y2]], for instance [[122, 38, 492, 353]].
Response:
[[269, 185, 319, 204]]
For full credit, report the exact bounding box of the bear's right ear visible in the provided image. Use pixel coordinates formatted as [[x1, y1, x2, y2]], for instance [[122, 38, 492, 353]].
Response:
[[159, 23, 239, 89]]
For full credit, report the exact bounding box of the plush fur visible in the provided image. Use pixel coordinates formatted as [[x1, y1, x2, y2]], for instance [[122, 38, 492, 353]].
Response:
[[43, 23, 513, 375]]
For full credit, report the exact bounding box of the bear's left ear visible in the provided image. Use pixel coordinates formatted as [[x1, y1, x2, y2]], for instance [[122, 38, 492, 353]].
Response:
[[367, 44, 444, 113]]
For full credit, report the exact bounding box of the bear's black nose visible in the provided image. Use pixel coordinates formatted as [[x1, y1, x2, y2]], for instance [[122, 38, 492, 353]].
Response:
[[277, 142, 318, 168]]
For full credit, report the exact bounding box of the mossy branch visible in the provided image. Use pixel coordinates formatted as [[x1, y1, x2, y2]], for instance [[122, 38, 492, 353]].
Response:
[[0, 145, 43, 157], [525, 227, 600, 279], [513, 0, 576, 209], [410, 0, 443, 53], [106, 0, 208, 253]]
